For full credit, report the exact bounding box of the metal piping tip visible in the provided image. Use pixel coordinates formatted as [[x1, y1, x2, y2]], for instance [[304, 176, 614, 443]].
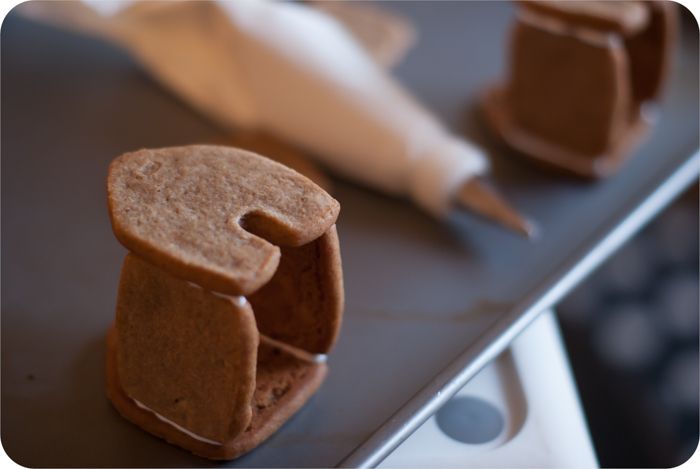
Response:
[[454, 177, 538, 239]]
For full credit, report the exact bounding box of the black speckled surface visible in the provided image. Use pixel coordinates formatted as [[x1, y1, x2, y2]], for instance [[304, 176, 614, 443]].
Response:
[[560, 187, 699, 468]]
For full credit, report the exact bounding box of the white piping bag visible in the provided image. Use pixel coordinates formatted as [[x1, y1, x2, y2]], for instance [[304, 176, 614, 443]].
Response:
[[18, 0, 533, 233]]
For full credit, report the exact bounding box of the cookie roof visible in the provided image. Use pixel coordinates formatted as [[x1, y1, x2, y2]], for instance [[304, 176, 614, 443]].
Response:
[[107, 145, 340, 296]]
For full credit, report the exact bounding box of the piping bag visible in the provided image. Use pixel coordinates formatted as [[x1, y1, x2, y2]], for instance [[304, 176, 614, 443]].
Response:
[[19, 0, 534, 236]]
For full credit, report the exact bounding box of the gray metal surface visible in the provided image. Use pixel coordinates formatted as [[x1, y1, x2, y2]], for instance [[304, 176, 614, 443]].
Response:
[[1, 2, 697, 468]]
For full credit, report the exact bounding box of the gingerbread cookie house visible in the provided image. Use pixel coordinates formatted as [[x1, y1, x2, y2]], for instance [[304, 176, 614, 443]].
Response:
[[483, 1, 677, 178], [105, 145, 343, 459]]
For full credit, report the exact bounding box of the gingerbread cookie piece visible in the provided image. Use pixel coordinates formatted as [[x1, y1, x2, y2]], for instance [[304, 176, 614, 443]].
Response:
[[106, 328, 327, 460], [107, 145, 340, 296], [508, 17, 629, 158], [625, 1, 678, 107], [519, 0, 677, 110], [217, 341, 328, 460], [249, 225, 344, 354], [115, 254, 259, 443]]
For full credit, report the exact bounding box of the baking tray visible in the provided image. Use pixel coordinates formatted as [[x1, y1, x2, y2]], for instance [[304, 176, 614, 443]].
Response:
[[2, 2, 698, 468]]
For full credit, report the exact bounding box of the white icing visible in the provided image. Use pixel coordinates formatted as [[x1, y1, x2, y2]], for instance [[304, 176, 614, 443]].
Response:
[[132, 398, 222, 446], [185, 280, 248, 307], [260, 334, 327, 364]]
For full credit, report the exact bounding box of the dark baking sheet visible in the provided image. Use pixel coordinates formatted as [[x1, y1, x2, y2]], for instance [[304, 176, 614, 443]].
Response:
[[2, 2, 698, 468]]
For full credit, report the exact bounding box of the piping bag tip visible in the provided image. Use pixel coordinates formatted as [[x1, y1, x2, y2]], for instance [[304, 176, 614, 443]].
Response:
[[454, 177, 539, 239]]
